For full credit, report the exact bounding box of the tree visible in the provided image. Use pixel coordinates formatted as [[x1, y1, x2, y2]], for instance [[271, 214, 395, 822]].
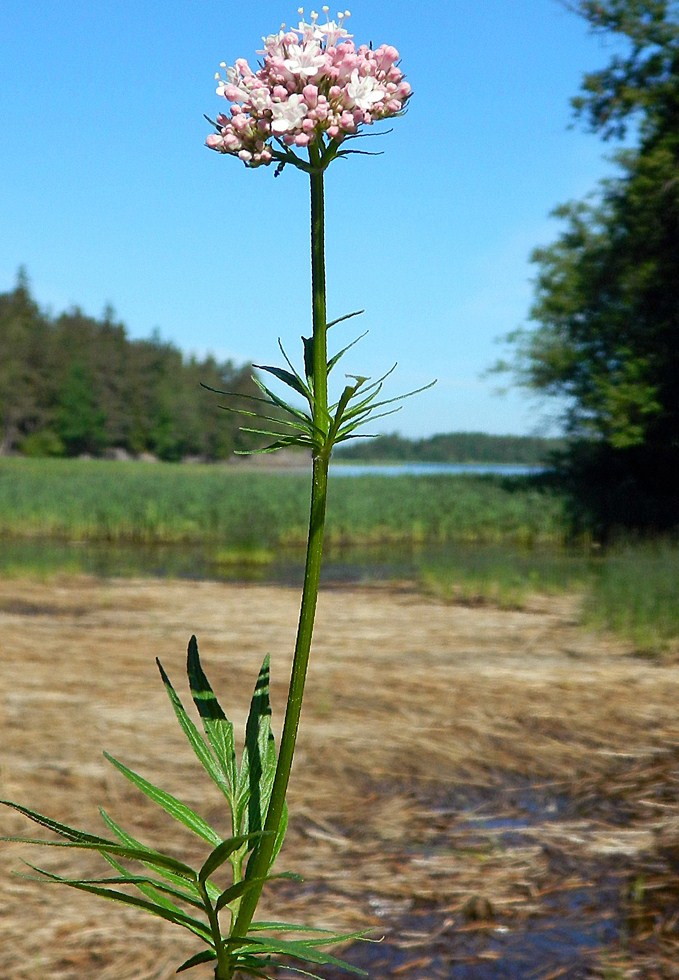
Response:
[[0, 269, 51, 453], [501, 0, 679, 532]]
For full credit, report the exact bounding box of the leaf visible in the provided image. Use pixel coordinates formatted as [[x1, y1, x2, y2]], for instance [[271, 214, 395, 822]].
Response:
[[251, 376, 310, 423], [198, 835, 254, 884], [243, 935, 369, 974], [176, 948, 218, 973], [5, 835, 197, 878], [0, 799, 113, 844], [28, 866, 213, 941], [99, 807, 219, 903], [326, 310, 364, 330], [99, 852, 202, 912], [277, 338, 312, 399], [254, 364, 309, 399], [103, 752, 222, 846], [236, 655, 277, 841], [186, 635, 237, 797], [156, 656, 232, 803], [327, 331, 369, 375], [215, 875, 265, 913], [271, 800, 288, 867]]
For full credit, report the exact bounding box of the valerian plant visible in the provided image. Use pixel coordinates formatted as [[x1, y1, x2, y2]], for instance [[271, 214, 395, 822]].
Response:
[[2, 8, 430, 978]]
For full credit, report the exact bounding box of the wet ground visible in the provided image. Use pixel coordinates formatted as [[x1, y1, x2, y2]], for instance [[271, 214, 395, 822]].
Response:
[[278, 777, 679, 979], [1, 578, 678, 979]]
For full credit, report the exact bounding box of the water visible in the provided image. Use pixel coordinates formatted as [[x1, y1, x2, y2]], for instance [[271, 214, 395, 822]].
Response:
[[331, 462, 545, 477], [300, 781, 627, 979]]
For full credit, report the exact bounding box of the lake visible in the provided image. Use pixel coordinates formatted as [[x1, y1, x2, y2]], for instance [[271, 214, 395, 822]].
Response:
[[330, 462, 545, 477]]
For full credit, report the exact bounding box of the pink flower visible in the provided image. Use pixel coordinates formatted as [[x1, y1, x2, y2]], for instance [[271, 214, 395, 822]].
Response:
[[206, 8, 410, 168]]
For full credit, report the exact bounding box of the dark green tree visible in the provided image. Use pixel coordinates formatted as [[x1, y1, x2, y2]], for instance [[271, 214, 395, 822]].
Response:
[[501, 0, 679, 533], [0, 272, 268, 460], [0, 269, 51, 454], [55, 361, 107, 456]]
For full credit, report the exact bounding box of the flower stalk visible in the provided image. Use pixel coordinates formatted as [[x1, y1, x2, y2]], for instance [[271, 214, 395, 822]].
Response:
[[231, 161, 330, 949]]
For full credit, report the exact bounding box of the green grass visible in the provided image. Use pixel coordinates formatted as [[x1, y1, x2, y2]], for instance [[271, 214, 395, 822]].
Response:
[[0, 457, 567, 546], [583, 539, 679, 657], [418, 545, 593, 609]]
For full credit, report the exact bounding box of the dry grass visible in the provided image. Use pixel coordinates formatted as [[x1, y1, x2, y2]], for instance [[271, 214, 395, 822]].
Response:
[[1, 577, 678, 978]]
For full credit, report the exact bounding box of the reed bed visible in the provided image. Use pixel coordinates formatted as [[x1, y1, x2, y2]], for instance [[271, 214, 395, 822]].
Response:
[[0, 457, 566, 546], [583, 538, 679, 658]]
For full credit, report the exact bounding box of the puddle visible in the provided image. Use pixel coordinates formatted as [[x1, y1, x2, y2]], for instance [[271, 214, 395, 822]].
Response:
[[278, 780, 666, 978], [318, 893, 621, 978]]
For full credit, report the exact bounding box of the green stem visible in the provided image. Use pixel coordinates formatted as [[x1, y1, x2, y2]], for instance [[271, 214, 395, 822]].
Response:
[[230, 160, 330, 950]]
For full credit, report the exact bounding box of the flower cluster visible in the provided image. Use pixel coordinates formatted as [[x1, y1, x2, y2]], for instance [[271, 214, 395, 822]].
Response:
[[206, 7, 411, 167]]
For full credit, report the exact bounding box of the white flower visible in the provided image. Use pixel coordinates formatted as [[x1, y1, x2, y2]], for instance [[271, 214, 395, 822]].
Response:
[[345, 70, 383, 111], [271, 94, 308, 134], [283, 41, 326, 78]]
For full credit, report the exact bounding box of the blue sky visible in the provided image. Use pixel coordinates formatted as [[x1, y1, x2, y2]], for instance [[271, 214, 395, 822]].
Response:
[[1, 0, 623, 438]]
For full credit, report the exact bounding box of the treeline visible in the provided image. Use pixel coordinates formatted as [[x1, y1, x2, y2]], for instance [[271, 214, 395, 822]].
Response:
[[0, 270, 262, 461], [335, 431, 563, 465]]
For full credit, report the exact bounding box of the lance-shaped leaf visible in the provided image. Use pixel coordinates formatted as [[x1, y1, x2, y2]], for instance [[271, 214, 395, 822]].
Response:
[[198, 834, 255, 884], [252, 375, 314, 424], [103, 752, 222, 846], [254, 364, 310, 400], [238, 933, 370, 974], [100, 850, 202, 914], [327, 331, 368, 375], [99, 806, 219, 904], [0, 800, 196, 878], [28, 866, 214, 941], [176, 948, 218, 974], [156, 655, 232, 803], [326, 310, 364, 331], [236, 656, 277, 841], [215, 875, 265, 913]]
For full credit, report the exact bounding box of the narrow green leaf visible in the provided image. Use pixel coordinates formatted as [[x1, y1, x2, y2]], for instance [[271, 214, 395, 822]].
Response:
[[186, 635, 237, 796], [326, 309, 364, 330], [99, 808, 219, 903], [250, 922, 339, 933], [237, 655, 276, 840], [5, 835, 197, 877], [103, 752, 222, 846], [30, 867, 213, 940], [198, 834, 254, 884], [252, 376, 310, 422], [271, 800, 288, 867], [245, 935, 369, 973], [1, 799, 113, 844], [328, 382, 362, 442], [156, 657, 232, 803], [176, 948, 218, 973], [25, 865, 202, 912], [100, 851, 202, 912], [215, 875, 265, 913], [277, 338, 312, 398], [254, 364, 309, 399], [235, 441, 305, 456], [238, 426, 312, 444], [327, 331, 368, 375]]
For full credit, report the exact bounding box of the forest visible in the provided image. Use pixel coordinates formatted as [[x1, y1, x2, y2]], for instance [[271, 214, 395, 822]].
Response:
[[0, 271, 560, 465], [335, 431, 563, 465], [0, 270, 261, 461]]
